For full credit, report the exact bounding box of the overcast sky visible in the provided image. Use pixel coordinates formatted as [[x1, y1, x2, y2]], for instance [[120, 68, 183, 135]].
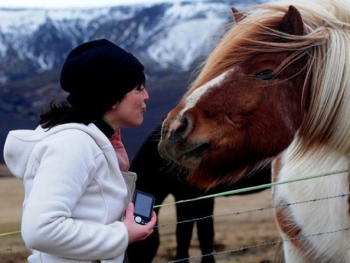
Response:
[[0, 0, 176, 9]]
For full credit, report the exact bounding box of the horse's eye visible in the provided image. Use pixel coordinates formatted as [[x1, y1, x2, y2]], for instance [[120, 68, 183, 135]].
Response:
[[254, 70, 274, 80]]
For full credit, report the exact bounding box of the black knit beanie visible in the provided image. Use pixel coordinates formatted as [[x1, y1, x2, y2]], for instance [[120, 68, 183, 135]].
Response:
[[60, 39, 145, 120]]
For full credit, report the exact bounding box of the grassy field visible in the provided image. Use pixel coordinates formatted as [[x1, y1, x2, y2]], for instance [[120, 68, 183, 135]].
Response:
[[0, 165, 30, 263]]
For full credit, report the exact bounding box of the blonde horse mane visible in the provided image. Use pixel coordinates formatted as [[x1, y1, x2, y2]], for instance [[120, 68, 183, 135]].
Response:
[[190, 0, 350, 158]]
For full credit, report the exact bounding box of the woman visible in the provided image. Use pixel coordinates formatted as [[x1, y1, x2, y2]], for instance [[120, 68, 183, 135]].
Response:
[[3, 39, 156, 263]]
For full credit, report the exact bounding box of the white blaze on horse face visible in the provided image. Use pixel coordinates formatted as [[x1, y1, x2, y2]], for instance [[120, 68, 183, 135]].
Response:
[[179, 69, 232, 116]]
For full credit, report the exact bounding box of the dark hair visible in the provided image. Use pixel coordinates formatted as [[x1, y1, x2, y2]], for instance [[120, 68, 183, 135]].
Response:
[[39, 39, 145, 129]]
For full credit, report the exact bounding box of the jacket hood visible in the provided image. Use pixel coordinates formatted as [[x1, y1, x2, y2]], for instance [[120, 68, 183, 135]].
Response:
[[3, 123, 111, 180]]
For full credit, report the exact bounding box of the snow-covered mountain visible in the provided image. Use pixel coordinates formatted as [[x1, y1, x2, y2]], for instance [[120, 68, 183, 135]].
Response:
[[0, 0, 265, 84]]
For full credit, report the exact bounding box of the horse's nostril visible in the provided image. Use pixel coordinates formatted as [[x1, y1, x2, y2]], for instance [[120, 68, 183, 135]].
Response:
[[169, 116, 190, 142]]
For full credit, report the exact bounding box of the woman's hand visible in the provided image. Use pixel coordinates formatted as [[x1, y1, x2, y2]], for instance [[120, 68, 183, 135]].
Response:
[[123, 202, 157, 244], [110, 129, 130, 171]]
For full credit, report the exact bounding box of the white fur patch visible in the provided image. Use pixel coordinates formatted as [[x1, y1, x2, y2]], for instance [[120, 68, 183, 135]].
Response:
[[180, 70, 232, 116], [273, 138, 350, 261]]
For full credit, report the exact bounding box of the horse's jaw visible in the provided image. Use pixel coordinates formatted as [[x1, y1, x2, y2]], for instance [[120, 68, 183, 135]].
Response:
[[185, 157, 273, 191], [158, 139, 210, 169]]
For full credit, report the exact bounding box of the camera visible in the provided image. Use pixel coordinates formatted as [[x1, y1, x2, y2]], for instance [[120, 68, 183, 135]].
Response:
[[132, 190, 155, 225]]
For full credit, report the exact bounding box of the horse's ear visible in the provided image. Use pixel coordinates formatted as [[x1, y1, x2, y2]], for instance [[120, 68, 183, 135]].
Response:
[[280, 5, 304, 35], [231, 7, 244, 22]]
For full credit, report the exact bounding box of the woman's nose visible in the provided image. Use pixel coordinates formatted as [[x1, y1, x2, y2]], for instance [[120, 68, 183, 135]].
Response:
[[142, 88, 149, 101]]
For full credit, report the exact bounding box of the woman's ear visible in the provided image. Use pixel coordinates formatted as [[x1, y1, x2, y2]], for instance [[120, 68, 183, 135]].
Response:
[[109, 102, 119, 111]]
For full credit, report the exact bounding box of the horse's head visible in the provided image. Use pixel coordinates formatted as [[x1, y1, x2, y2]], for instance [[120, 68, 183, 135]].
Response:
[[158, 1, 348, 189]]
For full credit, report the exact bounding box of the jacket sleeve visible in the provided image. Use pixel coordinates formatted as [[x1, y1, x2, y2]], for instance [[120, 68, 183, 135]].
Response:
[[21, 131, 129, 260]]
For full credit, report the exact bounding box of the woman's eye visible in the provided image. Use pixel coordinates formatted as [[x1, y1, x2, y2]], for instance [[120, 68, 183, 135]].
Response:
[[254, 70, 274, 80], [136, 85, 145, 92]]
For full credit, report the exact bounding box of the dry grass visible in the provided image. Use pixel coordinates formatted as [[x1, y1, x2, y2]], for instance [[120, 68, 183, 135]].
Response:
[[0, 169, 30, 263], [154, 190, 282, 263], [0, 165, 12, 178]]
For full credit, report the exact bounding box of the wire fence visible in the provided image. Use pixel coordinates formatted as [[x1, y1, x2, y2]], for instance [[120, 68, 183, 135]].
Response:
[[158, 192, 350, 262], [1, 169, 350, 262]]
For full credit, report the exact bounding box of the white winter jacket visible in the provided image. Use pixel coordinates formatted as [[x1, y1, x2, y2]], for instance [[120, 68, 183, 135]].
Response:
[[3, 123, 136, 263]]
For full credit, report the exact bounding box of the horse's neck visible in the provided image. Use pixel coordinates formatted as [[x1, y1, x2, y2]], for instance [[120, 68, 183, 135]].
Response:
[[271, 138, 350, 213], [273, 137, 350, 183]]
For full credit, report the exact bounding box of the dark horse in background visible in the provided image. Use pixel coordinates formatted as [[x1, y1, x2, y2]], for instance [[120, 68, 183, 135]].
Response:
[[158, 1, 350, 262], [127, 123, 271, 262]]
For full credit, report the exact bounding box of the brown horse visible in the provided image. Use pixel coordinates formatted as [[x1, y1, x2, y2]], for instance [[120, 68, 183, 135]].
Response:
[[158, 0, 350, 262]]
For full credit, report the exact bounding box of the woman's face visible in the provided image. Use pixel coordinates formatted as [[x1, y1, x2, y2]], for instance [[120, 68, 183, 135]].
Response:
[[104, 85, 149, 130]]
